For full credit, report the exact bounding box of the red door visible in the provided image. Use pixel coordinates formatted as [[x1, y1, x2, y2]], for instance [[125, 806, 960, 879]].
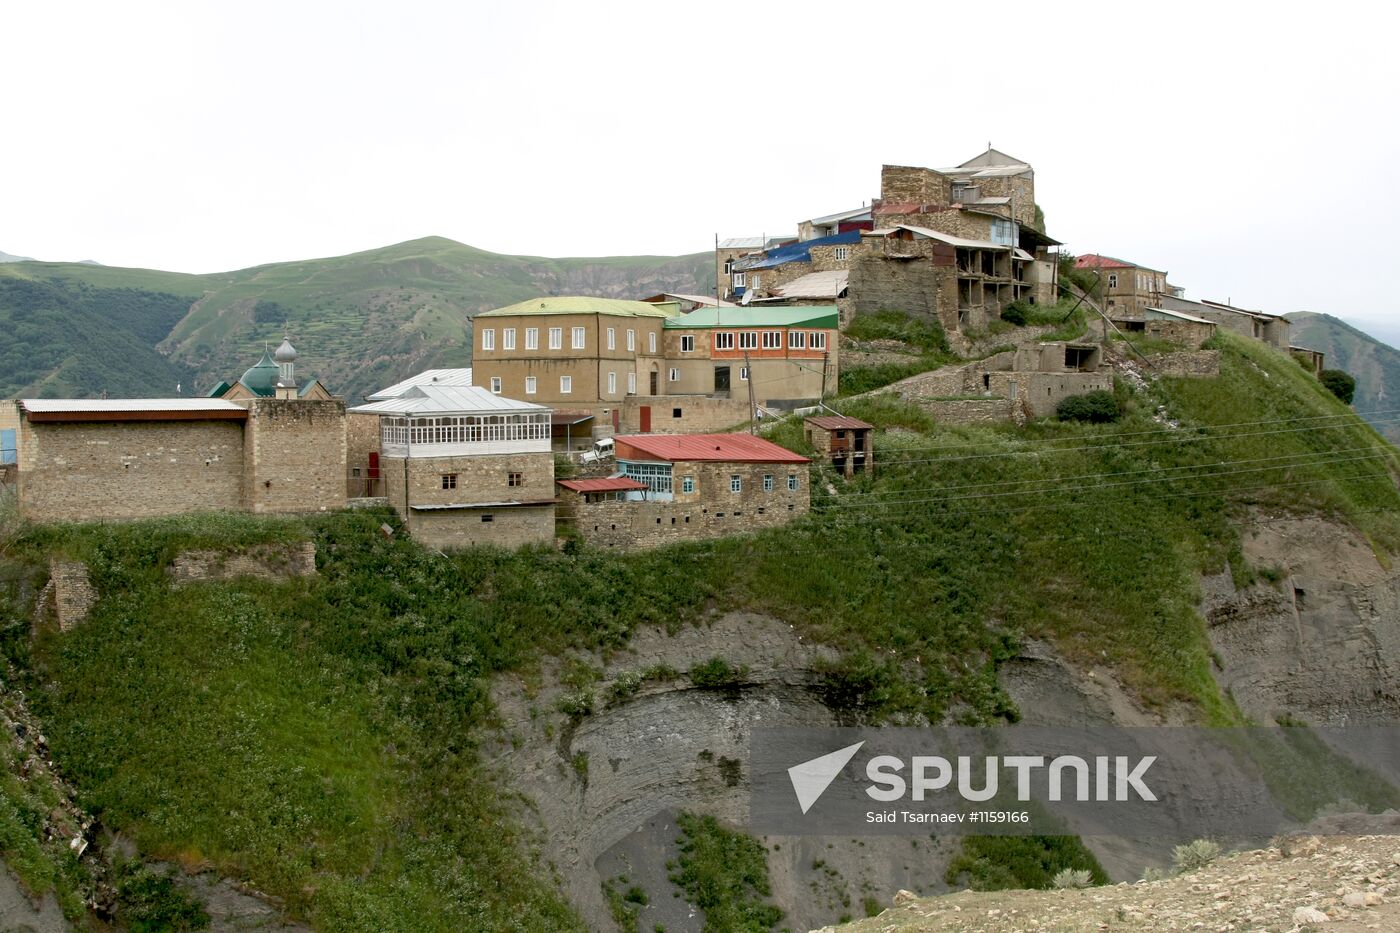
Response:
[[612, 409, 620, 431], [639, 406, 652, 432]]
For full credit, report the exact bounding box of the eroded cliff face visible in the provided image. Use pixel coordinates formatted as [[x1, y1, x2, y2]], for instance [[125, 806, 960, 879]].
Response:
[[1206, 513, 1400, 724]]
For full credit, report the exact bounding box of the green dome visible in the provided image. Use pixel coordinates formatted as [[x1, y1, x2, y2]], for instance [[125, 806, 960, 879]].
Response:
[[239, 352, 279, 396]]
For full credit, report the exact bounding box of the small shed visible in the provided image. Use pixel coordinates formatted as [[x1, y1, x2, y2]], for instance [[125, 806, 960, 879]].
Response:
[[557, 476, 649, 503], [804, 415, 874, 477]]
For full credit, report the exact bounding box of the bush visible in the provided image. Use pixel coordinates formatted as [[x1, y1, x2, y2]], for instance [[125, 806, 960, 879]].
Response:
[[114, 860, 210, 932], [1056, 391, 1121, 423], [1319, 369, 1356, 404], [1171, 839, 1220, 873], [689, 657, 748, 689], [1000, 301, 1031, 326], [1051, 868, 1093, 889]]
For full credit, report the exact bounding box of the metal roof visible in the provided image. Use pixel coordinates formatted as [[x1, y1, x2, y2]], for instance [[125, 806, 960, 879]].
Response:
[[557, 477, 649, 493], [665, 305, 839, 330], [805, 415, 874, 430], [476, 296, 678, 319], [550, 410, 595, 426], [366, 368, 473, 401], [1144, 307, 1213, 325], [804, 206, 872, 226], [641, 293, 737, 308], [732, 230, 863, 272], [718, 236, 794, 250], [1076, 253, 1165, 273], [766, 270, 849, 300], [410, 499, 556, 510], [348, 385, 547, 416], [615, 433, 810, 464], [22, 398, 245, 414], [895, 225, 1010, 251]]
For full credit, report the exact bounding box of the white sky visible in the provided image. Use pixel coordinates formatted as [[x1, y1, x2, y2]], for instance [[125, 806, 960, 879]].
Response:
[[4, 1, 1399, 335]]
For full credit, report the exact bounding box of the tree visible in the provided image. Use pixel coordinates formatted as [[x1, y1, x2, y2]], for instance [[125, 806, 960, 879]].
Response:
[[1057, 391, 1121, 423], [1319, 369, 1356, 405]]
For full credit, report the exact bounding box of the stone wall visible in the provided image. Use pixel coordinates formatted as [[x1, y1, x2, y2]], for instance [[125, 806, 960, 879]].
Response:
[[383, 450, 555, 550], [1143, 320, 1215, 348], [168, 541, 318, 585], [47, 559, 96, 631], [620, 396, 751, 434], [18, 419, 246, 523], [879, 165, 952, 205], [922, 398, 1022, 426], [848, 248, 960, 332], [992, 371, 1114, 418], [1151, 350, 1221, 378], [345, 411, 382, 498], [411, 504, 555, 551], [244, 398, 347, 514]]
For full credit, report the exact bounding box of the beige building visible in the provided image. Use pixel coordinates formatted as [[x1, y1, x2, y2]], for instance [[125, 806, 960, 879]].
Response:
[[1156, 296, 1290, 349], [351, 385, 554, 550], [3, 395, 347, 524], [1074, 254, 1170, 318]]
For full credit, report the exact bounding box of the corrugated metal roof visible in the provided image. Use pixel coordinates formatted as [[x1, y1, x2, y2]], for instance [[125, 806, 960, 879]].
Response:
[[348, 385, 547, 416], [664, 305, 839, 330], [557, 477, 649, 493], [718, 236, 766, 250], [804, 206, 872, 226], [410, 499, 555, 510], [938, 163, 1032, 178], [21, 398, 245, 414], [733, 231, 862, 272], [768, 270, 849, 300], [366, 368, 473, 401], [1075, 253, 1167, 273], [642, 293, 737, 308], [551, 410, 595, 426], [1144, 307, 1213, 325], [805, 415, 873, 430], [476, 296, 678, 319], [616, 433, 810, 464], [896, 225, 1009, 251]]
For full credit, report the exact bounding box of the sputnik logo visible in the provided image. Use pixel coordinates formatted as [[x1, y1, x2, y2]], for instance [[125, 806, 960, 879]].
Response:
[[788, 741, 864, 814]]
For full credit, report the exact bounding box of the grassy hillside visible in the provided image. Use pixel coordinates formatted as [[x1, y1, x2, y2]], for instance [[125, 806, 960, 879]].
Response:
[[1, 332, 1397, 928], [1287, 311, 1400, 444], [0, 237, 715, 401]]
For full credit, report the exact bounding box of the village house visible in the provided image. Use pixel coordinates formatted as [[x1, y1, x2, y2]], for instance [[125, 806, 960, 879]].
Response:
[[1291, 345, 1326, 375], [715, 236, 795, 302], [1073, 254, 1172, 318], [350, 385, 554, 550], [556, 432, 810, 549], [804, 415, 874, 477], [1112, 306, 1217, 348], [1155, 295, 1291, 349], [640, 293, 735, 313]]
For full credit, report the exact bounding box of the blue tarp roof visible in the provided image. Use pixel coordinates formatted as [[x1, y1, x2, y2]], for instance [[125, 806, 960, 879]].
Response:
[[733, 230, 862, 271]]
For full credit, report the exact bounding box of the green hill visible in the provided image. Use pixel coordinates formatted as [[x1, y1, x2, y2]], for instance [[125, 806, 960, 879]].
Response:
[[2, 331, 1398, 929], [0, 236, 714, 400], [1286, 311, 1400, 444]]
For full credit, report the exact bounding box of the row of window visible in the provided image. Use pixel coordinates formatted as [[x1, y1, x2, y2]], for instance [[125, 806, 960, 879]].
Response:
[[680, 330, 828, 353], [441, 471, 525, 490], [380, 413, 550, 447], [480, 326, 658, 355], [620, 461, 801, 495]]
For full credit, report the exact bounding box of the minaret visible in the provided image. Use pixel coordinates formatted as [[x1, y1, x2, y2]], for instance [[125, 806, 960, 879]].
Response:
[[273, 335, 299, 400]]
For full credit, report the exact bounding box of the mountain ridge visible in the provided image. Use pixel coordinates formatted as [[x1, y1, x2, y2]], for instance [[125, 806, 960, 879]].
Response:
[[1285, 310, 1400, 443]]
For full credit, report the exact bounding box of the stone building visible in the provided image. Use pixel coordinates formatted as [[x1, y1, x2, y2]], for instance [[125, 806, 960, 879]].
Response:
[[715, 236, 794, 302], [804, 415, 873, 477], [559, 432, 810, 549], [1112, 307, 1217, 348], [1074, 254, 1170, 318], [207, 339, 335, 402], [639, 293, 736, 313], [1155, 296, 1290, 349], [3, 395, 347, 524], [1291, 345, 1326, 375], [351, 385, 554, 550]]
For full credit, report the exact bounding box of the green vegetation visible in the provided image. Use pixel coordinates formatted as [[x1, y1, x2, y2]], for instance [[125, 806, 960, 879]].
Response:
[[1287, 311, 1400, 443], [114, 859, 210, 932], [1320, 369, 1356, 404], [999, 301, 1030, 326], [1170, 839, 1220, 874], [688, 656, 749, 689], [840, 310, 957, 396], [668, 812, 783, 932], [944, 835, 1108, 891], [1056, 390, 1121, 423], [602, 874, 647, 933]]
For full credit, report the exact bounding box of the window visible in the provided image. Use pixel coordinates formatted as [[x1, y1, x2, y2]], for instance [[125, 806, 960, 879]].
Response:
[[352, 467, 361, 477], [723, 258, 734, 274], [548, 327, 562, 349], [680, 335, 695, 352], [608, 372, 617, 394], [508, 472, 523, 487], [834, 246, 849, 261], [503, 328, 516, 350], [627, 329, 635, 351], [682, 476, 695, 494], [572, 327, 586, 349], [560, 375, 572, 394], [762, 330, 782, 349], [810, 331, 827, 350], [669, 367, 680, 381], [714, 332, 734, 350], [789, 330, 806, 349], [1108, 273, 1118, 289], [672, 407, 682, 418], [0, 429, 14, 465], [627, 372, 636, 394], [481, 514, 494, 523], [526, 327, 539, 350], [620, 461, 673, 494], [648, 332, 657, 354], [441, 474, 458, 490], [751, 274, 761, 290], [490, 376, 502, 394], [730, 474, 742, 492], [481, 328, 495, 351], [738, 331, 758, 350], [733, 272, 746, 288], [607, 327, 616, 350], [788, 474, 799, 491], [739, 367, 749, 381], [525, 375, 537, 394], [763, 474, 774, 491]]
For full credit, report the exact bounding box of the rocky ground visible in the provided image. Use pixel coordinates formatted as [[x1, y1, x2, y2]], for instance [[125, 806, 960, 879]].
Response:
[[819, 834, 1400, 932]]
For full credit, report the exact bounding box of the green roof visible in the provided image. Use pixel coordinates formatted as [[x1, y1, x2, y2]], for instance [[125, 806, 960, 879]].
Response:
[[476, 296, 679, 320], [664, 305, 839, 330]]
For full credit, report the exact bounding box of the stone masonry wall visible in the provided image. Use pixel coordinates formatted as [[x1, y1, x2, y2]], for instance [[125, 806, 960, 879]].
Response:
[[47, 559, 96, 632], [849, 251, 960, 333], [880, 165, 952, 205], [1151, 350, 1221, 378], [413, 505, 555, 551], [620, 396, 751, 434], [383, 450, 555, 550], [19, 420, 245, 523], [168, 541, 318, 585], [922, 398, 1022, 426], [992, 371, 1114, 418], [1144, 320, 1215, 348], [345, 411, 382, 498], [244, 399, 347, 514]]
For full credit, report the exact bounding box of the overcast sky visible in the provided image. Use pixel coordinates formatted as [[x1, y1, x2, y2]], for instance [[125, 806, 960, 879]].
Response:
[[5, 1, 1398, 337]]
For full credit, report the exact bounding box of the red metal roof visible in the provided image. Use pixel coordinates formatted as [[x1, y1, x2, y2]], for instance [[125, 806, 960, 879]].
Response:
[[1075, 253, 1164, 272], [557, 477, 649, 493], [805, 415, 874, 430], [614, 433, 810, 464]]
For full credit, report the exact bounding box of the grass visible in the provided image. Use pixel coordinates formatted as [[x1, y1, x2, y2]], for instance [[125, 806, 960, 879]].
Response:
[[0, 333, 1396, 926], [840, 310, 958, 396], [945, 835, 1108, 891], [667, 812, 783, 932]]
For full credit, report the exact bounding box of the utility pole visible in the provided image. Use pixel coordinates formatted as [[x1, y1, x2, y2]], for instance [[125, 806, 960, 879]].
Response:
[[819, 350, 830, 406], [744, 349, 756, 433]]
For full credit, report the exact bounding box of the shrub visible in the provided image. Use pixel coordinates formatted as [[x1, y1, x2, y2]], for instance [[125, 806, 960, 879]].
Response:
[[688, 657, 748, 689], [1000, 301, 1031, 326], [1171, 839, 1220, 873], [114, 860, 210, 932], [1319, 369, 1356, 404], [1056, 391, 1121, 423], [1051, 868, 1093, 889]]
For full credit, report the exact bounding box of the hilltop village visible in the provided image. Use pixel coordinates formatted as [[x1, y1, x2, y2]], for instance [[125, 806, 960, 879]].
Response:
[[0, 148, 1328, 551]]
